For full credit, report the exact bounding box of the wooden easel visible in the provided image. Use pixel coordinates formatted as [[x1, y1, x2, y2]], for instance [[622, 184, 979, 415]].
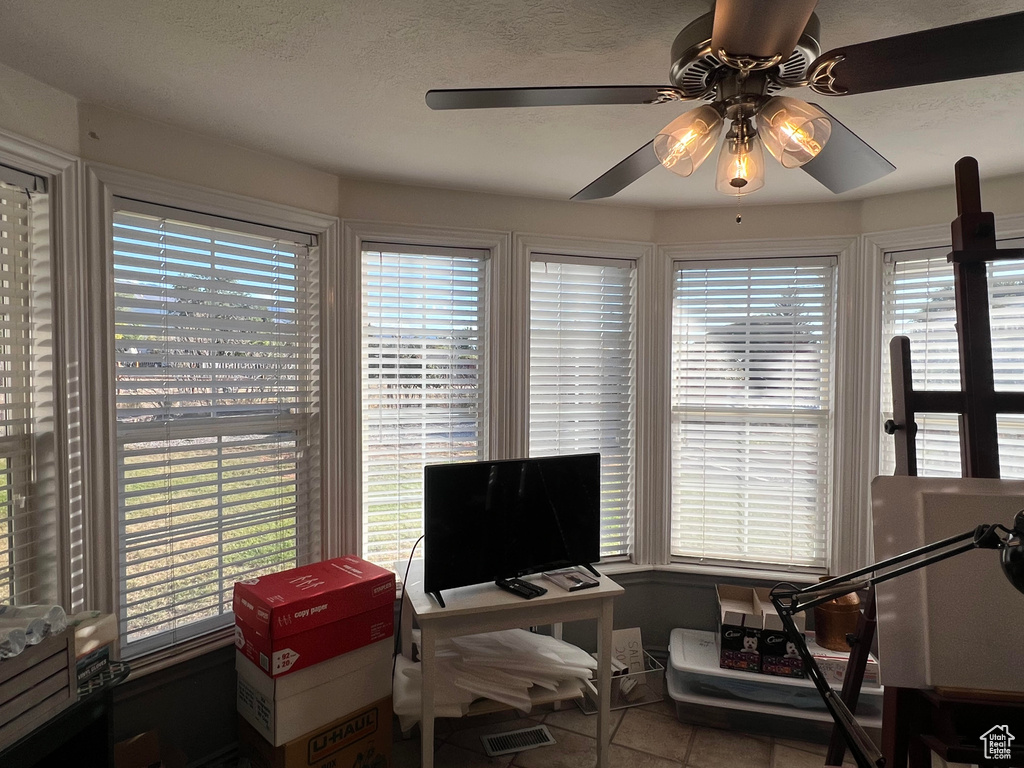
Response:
[[825, 157, 1024, 767]]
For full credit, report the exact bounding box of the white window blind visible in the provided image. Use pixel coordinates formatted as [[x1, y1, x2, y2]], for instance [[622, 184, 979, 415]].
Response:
[[880, 238, 1024, 477], [529, 256, 635, 557], [113, 202, 320, 656], [0, 178, 55, 605], [361, 244, 488, 570], [670, 258, 836, 570]]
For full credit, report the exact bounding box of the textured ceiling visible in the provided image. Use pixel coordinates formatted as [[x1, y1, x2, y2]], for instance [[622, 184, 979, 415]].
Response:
[[0, 0, 1022, 208]]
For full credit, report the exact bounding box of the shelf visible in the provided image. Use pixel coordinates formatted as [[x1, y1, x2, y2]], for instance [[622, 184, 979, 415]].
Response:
[[465, 679, 585, 716]]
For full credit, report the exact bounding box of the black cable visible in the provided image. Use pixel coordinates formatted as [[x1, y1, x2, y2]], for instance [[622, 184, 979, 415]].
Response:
[[392, 534, 425, 682]]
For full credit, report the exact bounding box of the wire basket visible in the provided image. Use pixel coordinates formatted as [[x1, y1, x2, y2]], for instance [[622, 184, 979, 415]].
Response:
[[577, 650, 665, 713]]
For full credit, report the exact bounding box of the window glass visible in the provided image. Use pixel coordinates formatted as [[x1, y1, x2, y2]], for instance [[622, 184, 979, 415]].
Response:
[[360, 244, 488, 569], [112, 204, 320, 655], [0, 178, 56, 605], [880, 238, 1024, 477], [670, 258, 837, 569], [529, 257, 635, 557]]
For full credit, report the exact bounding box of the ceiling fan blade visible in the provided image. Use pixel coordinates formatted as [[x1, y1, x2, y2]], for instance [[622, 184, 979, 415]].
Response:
[[711, 0, 818, 61], [800, 104, 895, 194], [809, 11, 1024, 96], [426, 86, 684, 110], [572, 141, 661, 201]]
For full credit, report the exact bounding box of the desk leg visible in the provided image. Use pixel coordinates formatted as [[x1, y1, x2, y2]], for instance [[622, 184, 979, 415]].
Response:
[[596, 598, 613, 768], [400, 591, 413, 660], [420, 629, 436, 768]]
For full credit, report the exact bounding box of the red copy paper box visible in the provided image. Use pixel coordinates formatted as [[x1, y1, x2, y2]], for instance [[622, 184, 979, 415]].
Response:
[[233, 555, 395, 677]]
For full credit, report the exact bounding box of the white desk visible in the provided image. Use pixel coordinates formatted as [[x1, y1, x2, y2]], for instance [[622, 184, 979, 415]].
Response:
[[400, 566, 624, 768]]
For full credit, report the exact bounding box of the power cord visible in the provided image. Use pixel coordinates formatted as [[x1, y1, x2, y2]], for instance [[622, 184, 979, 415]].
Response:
[[392, 534, 425, 682]]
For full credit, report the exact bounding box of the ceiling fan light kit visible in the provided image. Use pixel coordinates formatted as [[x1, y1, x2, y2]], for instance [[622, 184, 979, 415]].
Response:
[[653, 104, 724, 178], [756, 96, 832, 169], [426, 3, 1024, 202], [715, 118, 766, 196]]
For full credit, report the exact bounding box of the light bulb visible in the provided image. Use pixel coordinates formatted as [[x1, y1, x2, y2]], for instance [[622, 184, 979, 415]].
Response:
[[756, 96, 832, 169], [715, 127, 766, 196], [653, 105, 724, 177]]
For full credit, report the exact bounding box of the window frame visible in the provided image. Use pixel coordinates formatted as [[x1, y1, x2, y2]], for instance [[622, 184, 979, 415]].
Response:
[[513, 233, 652, 565], [343, 221, 510, 561], [84, 163, 340, 671], [657, 236, 868, 578], [868, 214, 1024, 481], [0, 129, 81, 611]]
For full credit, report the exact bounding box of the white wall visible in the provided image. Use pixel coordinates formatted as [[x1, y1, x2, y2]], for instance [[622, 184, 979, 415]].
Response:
[[653, 173, 1024, 245], [861, 172, 1024, 233], [653, 199, 862, 244], [338, 177, 656, 242], [0, 61, 79, 155], [78, 103, 339, 217], [0, 66, 1010, 249]]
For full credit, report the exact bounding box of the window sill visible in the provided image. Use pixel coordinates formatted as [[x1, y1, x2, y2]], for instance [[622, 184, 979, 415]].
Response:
[[596, 560, 823, 587], [120, 625, 237, 680], [122, 561, 822, 676]]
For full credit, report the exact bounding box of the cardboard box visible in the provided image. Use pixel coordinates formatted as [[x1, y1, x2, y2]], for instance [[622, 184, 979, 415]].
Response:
[[233, 555, 395, 639], [716, 585, 762, 673], [76, 644, 111, 683], [756, 587, 806, 679], [238, 696, 392, 768], [236, 638, 393, 746], [234, 602, 393, 677], [233, 555, 396, 677], [611, 628, 645, 674], [806, 632, 880, 687], [113, 730, 187, 768]]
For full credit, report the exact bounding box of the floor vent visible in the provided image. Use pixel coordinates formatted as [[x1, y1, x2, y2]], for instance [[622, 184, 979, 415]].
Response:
[[480, 724, 556, 756]]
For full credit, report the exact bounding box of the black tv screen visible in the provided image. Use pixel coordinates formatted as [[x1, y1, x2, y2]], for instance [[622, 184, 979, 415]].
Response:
[[423, 453, 601, 595]]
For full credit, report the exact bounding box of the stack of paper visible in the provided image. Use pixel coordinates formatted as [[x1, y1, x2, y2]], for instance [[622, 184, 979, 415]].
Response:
[[393, 628, 597, 731]]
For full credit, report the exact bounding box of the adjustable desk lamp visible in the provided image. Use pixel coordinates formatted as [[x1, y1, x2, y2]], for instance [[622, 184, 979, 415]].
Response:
[[770, 511, 1024, 768]]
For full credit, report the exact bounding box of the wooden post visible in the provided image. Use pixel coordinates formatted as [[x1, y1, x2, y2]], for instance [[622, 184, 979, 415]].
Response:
[[949, 157, 1000, 478]]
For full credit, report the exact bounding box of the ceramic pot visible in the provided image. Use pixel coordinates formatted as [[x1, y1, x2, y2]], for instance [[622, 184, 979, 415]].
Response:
[[813, 582, 860, 652]]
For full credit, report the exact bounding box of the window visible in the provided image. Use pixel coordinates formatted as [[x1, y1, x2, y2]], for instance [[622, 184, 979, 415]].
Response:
[[880, 238, 1024, 477], [529, 256, 635, 557], [361, 243, 488, 569], [112, 200, 321, 655], [670, 258, 837, 570], [0, 168, 55, 605]]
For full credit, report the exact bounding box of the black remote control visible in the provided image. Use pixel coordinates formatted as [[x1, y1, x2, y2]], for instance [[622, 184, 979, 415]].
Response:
[[495, 578, 547, 599]]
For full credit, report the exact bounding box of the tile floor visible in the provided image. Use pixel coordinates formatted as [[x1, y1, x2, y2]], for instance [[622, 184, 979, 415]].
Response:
[[390, 696, 865, 768]]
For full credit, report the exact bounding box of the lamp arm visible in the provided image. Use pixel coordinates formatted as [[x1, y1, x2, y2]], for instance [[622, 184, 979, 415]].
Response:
[[773, 603, 885, 768], [769, 519, 1019, 768], [779, 523, 1009, 614]]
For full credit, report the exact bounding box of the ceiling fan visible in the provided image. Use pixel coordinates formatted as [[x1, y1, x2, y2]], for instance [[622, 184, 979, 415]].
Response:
[[425, 0, 1024, 200]]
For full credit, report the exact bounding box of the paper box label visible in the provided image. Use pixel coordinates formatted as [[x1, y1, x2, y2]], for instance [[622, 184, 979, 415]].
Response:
[[717, 585, 763, 673], [761, 630, 805, 678], [238, 697, 392, 768], [308, 708, 378, 764], [235, 602, 393, 677], [233, 555, 395, 640]]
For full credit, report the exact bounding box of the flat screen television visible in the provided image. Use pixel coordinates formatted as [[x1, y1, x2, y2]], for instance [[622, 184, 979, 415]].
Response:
[[423, 452, 601, 602]]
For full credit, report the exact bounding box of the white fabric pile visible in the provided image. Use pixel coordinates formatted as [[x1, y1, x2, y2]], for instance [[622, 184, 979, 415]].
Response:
[[393, 628, 596, 731]]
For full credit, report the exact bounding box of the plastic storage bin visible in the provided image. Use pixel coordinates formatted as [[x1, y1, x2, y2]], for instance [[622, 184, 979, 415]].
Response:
[[577, 650, 665, 713], [667, 629, 883, 742]]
